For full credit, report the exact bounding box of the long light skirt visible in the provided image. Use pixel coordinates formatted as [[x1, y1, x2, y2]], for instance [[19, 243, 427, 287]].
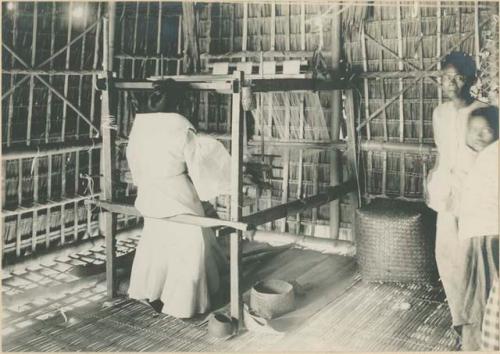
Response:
[[128, 217, 226, 318]]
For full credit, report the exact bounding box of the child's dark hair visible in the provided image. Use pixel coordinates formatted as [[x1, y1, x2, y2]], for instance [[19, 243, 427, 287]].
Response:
[[442, 51, 476, 80], [470, 106, 499, 138]]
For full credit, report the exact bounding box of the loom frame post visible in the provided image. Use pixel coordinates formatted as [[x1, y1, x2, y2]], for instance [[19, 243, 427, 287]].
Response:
[[230, 70, 244, 330], [101, 4, 118, 299]]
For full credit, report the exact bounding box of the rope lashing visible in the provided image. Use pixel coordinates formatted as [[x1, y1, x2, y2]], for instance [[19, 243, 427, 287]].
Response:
[[101, 114, 118, 132]]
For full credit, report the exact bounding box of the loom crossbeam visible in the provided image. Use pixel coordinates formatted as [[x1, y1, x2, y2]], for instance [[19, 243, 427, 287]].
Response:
[[89, 179, 355, 237]]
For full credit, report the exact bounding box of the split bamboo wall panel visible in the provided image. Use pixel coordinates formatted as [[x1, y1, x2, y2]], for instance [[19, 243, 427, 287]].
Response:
[[197, 2, 355, 240], [1, 2, 135, 262], [342, 1, 497, 200]]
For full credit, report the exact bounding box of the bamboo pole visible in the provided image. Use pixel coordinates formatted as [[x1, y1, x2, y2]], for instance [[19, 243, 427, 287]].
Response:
[[75, 151, 80, 194], [230, 71, 244, 329], [1, 161, 5, 209], [60, 203, 66, 245], [16, 214, 22, 257], [61, 152, 67, 200], [301, 3, 306, 51], [26, 1, 38, 146], [47, 154, 52, 201], [400, 153, 406, 197], [47, 154, 52, 248], [329, 4, 342, 239], [281, 147, 290, 233], [3, 141, 101, 161], [311, 154, 319, 236], [437, 1, 442, 104], [76, 2, 90, 140], [155, 1, 162, 75], [7, 7, 18, 147], [61, 2, 74, 142], [31, 153, 39, 252], [46, 206, 51, 248], [102, 5, 118, 298], [90, 3, 102, 138], [119, 3, 126, 79], [285, 3, 291, 52], [230, 4, 235, 53], [86, 150, 93, 236], [418, 4, 424, 145], [243, 2, 248, 55], [474, 0, 480, 68], [397, 1, 404, 143], [296, 149, 303, 234], [177, 15, 182, 75], [271, 2, 276, 51], [376, 18, 388, 142], [17, 159, 22, 206], [4, 69, 105, 76], [361, 25, 371, 140], [131, 1, 139, 78], [73, 201, 79, 241], [3, 194, 99, 218]]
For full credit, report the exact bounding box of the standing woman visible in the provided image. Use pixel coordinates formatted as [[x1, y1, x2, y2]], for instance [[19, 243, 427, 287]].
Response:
[[425, 52, 486, 347], [126, 80, 229, 318]]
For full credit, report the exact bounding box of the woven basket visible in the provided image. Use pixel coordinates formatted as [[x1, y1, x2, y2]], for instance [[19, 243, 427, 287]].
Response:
[[356, 198, 438, 283]]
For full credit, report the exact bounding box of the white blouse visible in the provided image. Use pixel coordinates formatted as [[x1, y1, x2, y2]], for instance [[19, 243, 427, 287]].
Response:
[[426, 101, 485, 213], [126, 112, 231, 218], [459, 140, 499, 239]]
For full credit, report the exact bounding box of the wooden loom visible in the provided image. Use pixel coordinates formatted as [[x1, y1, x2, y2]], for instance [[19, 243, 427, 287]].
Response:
[[91, 4, 357, 332]]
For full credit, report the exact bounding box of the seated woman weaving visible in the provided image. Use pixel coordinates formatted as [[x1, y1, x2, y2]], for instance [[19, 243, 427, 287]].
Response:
[[126, 80, 230, 318]]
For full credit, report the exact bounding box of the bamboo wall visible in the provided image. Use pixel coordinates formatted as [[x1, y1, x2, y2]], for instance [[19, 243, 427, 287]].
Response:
[[2, 2, 139, 262], [343, 1, 496, 200], [3, 1, 497, 259], [196, 2, 355, 239]]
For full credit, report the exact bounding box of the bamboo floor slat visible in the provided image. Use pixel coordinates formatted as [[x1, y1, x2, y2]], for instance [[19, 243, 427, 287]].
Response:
[[3, 248, 459, 352]]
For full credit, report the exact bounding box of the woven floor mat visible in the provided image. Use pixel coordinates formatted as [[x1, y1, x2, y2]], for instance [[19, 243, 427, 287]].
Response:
[[3, 298, 222, 352]]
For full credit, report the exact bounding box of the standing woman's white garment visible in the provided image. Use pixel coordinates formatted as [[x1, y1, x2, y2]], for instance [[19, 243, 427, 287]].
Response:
[[126, 112, 229, 318], [427, 100, 486, 328]]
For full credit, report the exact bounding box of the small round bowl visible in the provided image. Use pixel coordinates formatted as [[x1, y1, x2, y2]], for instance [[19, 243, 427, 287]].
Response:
[[250, 279, 295, 320]]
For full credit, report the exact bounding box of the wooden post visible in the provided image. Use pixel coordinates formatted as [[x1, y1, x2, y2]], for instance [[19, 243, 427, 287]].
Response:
[[418, 4, 424, 145], [26, 2, 38, 146], [16, 213, 22, 257], [155, 1, 163, 75], [76, 2, 90, 140], [86, 150, 93, 236], [243, 2, 248, 55], [47, 154, 52, 248], [285, 3, 290, 52], [437, 1, 442, 104], [229, 4, 235, 53], [7, 7, 18, 147], [270, 2, 276, 51], [361, 25, 371, 140], [230, 71, 244, 329], [90, 3, 102, 138], [300, 3, 305, 51], [177, 15, 182, 75], [329, 4, 342, 239], [397, 1, 404, 143], [101, 4, 118, 299], [61, 2, 73, 142], [344, 90, 360, 208], [18, 159, 23, 207], [474, 1, 480, 68], [131, 2, 139, 78]]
